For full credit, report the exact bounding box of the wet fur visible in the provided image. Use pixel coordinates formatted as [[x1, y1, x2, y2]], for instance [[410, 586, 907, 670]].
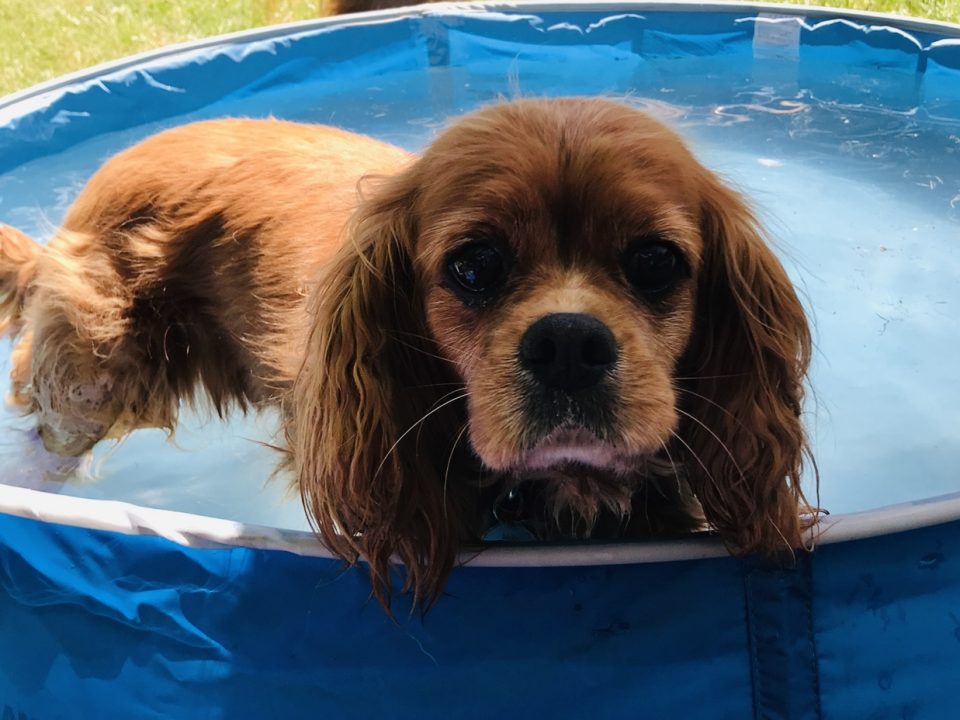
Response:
[[0, 99, 817, 607]]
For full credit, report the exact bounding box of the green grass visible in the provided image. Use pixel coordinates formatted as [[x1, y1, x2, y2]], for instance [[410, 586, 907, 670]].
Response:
[[781, 0, 958, 22], [1, 0, 957, 97], [0, 1, 326, 96]]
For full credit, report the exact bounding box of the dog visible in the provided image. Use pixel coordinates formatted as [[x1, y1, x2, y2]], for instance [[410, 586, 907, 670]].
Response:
[[0, 98, 816, 606]]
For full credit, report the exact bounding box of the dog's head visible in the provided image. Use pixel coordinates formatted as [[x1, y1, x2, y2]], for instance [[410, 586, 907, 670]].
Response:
[[291, 98, 813, 606]]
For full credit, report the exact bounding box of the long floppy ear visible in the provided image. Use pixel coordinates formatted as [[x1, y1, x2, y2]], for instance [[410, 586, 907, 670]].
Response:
[[288, 174, 464, 609], [676, 174, 816, 557]]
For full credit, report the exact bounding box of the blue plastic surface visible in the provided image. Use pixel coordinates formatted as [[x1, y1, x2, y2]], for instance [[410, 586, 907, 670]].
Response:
[[2, 4, 960, 718], [2, 511, 960, 718]]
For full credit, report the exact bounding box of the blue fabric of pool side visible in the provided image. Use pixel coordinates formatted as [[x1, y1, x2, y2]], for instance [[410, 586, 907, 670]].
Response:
[[0, 512, 753, 720], [0, 20, 431, 175], [743, 554, 821, 720], [3, 512, 960, 718], [813, 520, 960, 719], [3, 9, 960, 176]]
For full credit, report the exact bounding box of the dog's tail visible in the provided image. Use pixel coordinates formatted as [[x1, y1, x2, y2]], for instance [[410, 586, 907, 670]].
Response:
[[0, 224, 40, 336]]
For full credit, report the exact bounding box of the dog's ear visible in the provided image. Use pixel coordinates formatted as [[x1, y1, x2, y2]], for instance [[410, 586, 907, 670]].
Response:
[[289, 172, 463, 609], [677, 173, 816, 557]]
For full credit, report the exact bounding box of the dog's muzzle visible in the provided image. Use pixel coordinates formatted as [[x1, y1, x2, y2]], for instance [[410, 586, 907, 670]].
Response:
[[518, 313, 619, 447]]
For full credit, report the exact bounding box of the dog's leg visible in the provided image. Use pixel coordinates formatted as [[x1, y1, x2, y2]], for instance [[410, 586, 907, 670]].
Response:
[[18, 230, 160, 456], [7, 328, 33, 409], [1, 226, 39, 410], [0, 224, 39, 336]]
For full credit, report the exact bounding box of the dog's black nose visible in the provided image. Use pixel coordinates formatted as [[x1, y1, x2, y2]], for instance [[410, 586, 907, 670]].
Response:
[[519, 313, 617, 392]]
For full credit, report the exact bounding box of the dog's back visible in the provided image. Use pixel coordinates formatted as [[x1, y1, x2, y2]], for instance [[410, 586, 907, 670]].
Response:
[[0, 118, 411, 454]]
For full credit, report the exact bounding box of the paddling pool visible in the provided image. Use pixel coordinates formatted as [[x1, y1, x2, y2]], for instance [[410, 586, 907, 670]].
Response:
[[0, 3, 958, 718]]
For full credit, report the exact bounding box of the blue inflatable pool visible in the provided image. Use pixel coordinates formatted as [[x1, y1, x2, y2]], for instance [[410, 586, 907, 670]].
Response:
[[1, 3, 959, 718]]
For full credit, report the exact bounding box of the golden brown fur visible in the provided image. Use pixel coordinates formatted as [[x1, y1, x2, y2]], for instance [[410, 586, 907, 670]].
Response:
[[1, 120, 410, 455], [0, 99, 817, 607]]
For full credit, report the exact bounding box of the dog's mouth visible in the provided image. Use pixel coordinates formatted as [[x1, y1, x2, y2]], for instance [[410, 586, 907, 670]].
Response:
[[520, 425, 628, 473], [484, 425, 691, 542]]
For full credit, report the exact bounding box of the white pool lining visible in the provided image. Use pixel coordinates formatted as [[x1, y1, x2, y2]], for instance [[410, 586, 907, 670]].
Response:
[[1, 483, 959, 567]]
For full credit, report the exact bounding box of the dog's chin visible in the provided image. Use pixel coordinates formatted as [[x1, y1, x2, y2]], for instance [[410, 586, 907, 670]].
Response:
[[493, 452, 641, 541], [519, 427, 632, 475], [480, 427, 695, 541]]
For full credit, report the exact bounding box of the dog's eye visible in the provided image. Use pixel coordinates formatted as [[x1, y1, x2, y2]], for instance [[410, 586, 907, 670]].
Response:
[[447, 242, 506, 297], [622, 239, 688, 299]]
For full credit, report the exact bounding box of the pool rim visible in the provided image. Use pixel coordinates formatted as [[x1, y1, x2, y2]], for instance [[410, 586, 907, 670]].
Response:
[[3, 0, 960, 111], [1, 484, 958, 565]]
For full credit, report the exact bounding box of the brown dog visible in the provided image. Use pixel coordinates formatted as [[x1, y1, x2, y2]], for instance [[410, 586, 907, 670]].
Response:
[[0, 98, 815, 605]]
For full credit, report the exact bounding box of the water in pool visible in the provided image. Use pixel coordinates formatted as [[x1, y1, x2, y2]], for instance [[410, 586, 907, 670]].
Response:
[[1, 18, 958, 529]]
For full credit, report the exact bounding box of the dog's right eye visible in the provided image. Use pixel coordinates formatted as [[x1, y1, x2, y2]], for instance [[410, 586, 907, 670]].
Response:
[[621, 238, 689, 301], [446, 241, 506, 302]]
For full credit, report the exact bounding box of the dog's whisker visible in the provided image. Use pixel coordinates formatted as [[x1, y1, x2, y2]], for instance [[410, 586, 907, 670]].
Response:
[[671, 373, 749, 382], [426, 387, 470, 413], [659, 438, 683, 498], [409, 381, 468, 390], [387, 336, 456, 365], [386, 331, 485, 369], [673, 407, 747, 486], [413, 385, 470, 449], [673, 385, 746, 430], [641, 475, 652, 529], [669, 429, 720, 496], [387, 329, 441, 343], [442, 422, 470, 519], [373, 392, 470, 481]]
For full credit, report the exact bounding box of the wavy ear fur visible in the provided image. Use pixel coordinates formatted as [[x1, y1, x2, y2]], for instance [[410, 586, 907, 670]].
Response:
[[288, 175, 465, 609], [677, 174, 816, 557]]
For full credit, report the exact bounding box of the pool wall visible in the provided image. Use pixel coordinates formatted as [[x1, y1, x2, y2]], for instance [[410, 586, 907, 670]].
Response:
[[2, 495, 960, 718]]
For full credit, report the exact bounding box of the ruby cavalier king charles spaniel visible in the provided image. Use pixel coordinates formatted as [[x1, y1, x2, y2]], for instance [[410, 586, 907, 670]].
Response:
[[0, 98, 816, 605]]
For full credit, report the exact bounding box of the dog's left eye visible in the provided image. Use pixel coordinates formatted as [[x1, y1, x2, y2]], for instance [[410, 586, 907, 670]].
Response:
[[621, 239, 688, 300], [447, 242, 506, 297]]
